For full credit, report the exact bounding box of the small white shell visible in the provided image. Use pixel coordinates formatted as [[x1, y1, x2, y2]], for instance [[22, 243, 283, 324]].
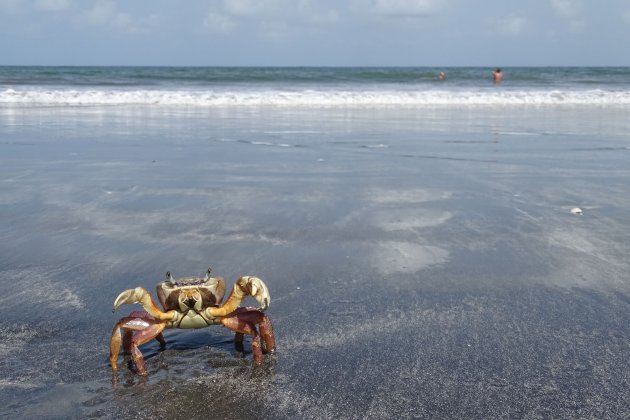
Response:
[[570, 207, 583, 215]]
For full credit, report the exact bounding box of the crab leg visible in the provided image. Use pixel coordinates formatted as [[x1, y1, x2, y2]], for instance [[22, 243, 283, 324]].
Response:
[[128, 323, 167, 375], [206, 276, 271, 317], [220, 307, 276, 363], [113, 286, 177, 321], [122, 329, 165, 355], [258, 313, 276, 355], [110, 312, 167, 375]]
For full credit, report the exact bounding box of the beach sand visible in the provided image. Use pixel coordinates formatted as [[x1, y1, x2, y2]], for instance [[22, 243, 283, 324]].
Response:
[[1, 105, 630, 418]]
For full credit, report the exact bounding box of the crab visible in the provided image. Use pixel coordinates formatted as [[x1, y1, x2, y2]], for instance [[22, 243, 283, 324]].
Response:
[[109, 268, 276, 375]]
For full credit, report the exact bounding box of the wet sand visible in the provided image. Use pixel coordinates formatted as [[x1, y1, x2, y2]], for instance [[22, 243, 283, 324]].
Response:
[[1, 106, 630, 418]]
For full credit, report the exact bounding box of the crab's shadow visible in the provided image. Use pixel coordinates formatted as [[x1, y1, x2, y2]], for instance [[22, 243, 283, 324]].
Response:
[[112, 328, 274, 385]]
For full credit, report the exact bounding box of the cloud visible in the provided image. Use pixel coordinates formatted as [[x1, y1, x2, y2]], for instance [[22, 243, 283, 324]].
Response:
[[353, 0, 442, 17], [259, 19, 294, 39], [80, 0, 115, 26], [296, 1, 339, 25], [78, 0, 158, 33], [222, 0, 285, 16], [550, 0, 584, 32], [307, 9, 339, 25], [208, 0, 340, 39], [115, 12, 159, 34], [220, 0, 335, 22], [490, 15, 530, 36], [203, 12, 237, 34], [33, 0, 69, 12], [550, 0, 582, 18]]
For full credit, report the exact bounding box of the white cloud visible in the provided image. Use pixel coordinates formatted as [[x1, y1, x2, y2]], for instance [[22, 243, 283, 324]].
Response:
[[550, 0, 584, 33], [115, 12, 159, 34], [308, 9, 339, 25], [551, 0, 582, 18], [354, 0, 442, 17], [490, 15, 529, 36], [211, 0, 340, 37], [33, 0, 69, 12], [259, 19, 295, 39], [203, 12, 237, 33], [78, 1, 158, 33], [81, 0, 115, 26], [222, 0, 284, 16], [296, 1, 339, 25]]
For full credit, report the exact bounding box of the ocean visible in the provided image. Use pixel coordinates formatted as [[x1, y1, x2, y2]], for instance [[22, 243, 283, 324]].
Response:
[[2, 66, 630, 106], [1, 66, 630, 418]]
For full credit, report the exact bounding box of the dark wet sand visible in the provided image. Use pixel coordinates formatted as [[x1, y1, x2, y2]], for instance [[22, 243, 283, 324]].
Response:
[[1, 106, 630, 418]]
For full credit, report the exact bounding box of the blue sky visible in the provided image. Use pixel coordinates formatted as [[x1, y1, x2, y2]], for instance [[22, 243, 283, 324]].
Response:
[[1, 0, 629, 66]]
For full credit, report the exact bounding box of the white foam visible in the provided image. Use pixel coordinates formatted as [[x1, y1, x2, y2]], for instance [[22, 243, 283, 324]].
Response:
[[0, 268, 84, 310], [0, 378, 41, 390], [366, 188, 452, 204], [2, 87, 630, 107], [0, 326, 39, 357]]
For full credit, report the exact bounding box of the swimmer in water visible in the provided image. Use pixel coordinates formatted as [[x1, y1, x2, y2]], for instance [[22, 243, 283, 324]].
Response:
[[492, 68, 503, 84]]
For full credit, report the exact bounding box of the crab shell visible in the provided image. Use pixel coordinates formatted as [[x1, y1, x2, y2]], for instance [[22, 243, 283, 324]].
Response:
[[156, 275, 226, 313]]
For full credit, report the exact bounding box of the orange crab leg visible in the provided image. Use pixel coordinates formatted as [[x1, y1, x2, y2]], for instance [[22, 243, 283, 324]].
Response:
[[122, 329, 133, 354], [121, 328, 165, 355], [123, 329, 165, 353], [110, 312, 167, 374], [221, 308, 276, 363], [258, 314, 276, 355], [128, 323, 167, 375], [221, 316, 263, 363]]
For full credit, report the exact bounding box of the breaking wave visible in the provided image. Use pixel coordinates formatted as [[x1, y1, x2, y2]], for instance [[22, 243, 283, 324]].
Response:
[[1, 87, 630, 107]]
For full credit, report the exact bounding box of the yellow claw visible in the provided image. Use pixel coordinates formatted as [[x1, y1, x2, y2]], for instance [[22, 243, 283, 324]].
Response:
[[112, 287, 145, 312], [112, 286, 175, 321], [205, 276, 272, 317], [240, 276, 271, 311]]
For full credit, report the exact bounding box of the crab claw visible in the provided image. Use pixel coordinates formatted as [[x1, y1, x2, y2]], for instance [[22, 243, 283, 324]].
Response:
[[240, 276, 271, 311], [112, 287, 145, 312]]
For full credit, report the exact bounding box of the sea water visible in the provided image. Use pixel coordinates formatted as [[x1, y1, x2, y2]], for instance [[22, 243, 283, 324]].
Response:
[[2, 66, 630, 106], [1, 67, 630, 418]]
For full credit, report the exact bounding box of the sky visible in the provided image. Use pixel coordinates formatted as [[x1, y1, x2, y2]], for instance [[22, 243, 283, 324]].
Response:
[[1, 0, 630, 66]]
